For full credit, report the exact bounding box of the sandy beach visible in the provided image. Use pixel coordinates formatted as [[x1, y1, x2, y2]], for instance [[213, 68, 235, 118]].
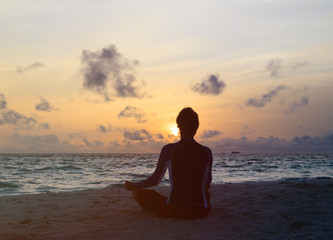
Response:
[[1, 178, 332, 240]]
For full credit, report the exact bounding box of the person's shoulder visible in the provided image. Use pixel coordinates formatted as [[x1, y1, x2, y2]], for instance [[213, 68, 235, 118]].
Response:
[[161, 142, 177, 152], [162, 142, 177, 149], [196, 142, 212, 155], [196, 141, 211, 150]]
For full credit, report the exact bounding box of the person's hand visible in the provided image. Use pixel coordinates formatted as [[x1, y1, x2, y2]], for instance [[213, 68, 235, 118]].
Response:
[[124, 181, 135, 191]]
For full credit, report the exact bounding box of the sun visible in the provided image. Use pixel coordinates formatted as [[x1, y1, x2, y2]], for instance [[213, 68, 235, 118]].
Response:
[[169, 125, 179, 136]]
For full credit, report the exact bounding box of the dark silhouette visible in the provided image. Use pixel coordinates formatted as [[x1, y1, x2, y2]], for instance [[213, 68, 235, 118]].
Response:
[[125, 107, 213, 219]]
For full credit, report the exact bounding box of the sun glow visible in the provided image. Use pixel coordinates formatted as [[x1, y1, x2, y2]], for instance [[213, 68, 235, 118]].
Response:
[[169, 125, 179, 136]]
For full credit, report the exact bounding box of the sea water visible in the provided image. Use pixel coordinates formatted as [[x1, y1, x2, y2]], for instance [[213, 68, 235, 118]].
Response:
[[1, 153, 332, 196]]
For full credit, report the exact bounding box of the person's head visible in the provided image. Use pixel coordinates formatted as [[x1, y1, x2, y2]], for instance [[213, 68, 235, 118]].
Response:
[[176, 107, 199, 138]]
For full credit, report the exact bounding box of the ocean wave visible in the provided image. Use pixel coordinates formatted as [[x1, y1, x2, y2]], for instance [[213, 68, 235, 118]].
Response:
[[1, 153, 332, 196], [0, 181, 20, 189], [57, 165, 83, 171]]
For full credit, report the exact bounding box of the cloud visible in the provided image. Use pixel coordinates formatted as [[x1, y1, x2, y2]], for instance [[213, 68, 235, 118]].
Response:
[[118, 105, 147, 123], [16, 62, 45, 74], [4, 133, 79, 153], [192, 74, 226, 95], [69, 132, 84, 139], [12, 133, 59, 145], [35, 97, 57, 112], [97, 124, 112, 133], [267, 58, 281, 77], [0, 109, 37, 129], [39, 122, 50, 129], [291, 61, 310, 71], [245, 85, 287, 108], [0, 93, 7, 110], [200, 130, 222, 139], [285, 97, 309, 114], [80, 44, 144, 100], [202, 132, 333, 153], [0, 94, 50, 129], [155, 134, 164, 140], [123, 129, 152, 141], [115, 138, 168, 153], [83, 138, 104, 148], [292, 133, 333, 147], [241, 125, 256, 136]]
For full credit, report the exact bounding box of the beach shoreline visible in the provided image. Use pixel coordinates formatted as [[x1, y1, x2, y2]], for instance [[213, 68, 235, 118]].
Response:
[[1, 178, 332, 240]]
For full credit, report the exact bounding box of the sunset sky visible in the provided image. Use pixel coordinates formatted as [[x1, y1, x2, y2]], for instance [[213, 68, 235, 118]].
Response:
[[1, 0, 332, 153]]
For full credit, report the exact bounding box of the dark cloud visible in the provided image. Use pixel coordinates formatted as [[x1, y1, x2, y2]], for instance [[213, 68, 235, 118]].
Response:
[[16, 62, 45, 74], [285, 97, 309, 114], [200, 130, 222, 139], [80, 44, 144, 100], [192, 74, 226, 95], [155, 134, 164, 140], [0, 93, 7, 110], [97, 124, 112, 133], [35, 97, 56, 112], [202, 132, 333, 153], [267, 58, 281, 77], [118, 138, 168, 153], [6, 133, 79, 153], [39, 123, 50, 129], [118, 105, 147, 123], [246, 85, 287, 108], [12, 133, 59, 145], [83, 138, 104, 148], [0, 109, 37, 129], [0, 94, 49, 129], [69, 132, 84, 139], [292, 133, 333, 147], [123, 129, 152, 141]]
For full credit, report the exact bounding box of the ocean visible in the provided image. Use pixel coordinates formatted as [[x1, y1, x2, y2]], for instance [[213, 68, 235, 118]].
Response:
[[1, 153, 332, 196]]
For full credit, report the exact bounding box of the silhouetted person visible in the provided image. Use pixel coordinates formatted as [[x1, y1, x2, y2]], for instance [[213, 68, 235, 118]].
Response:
[[125, 107, 213, 219]]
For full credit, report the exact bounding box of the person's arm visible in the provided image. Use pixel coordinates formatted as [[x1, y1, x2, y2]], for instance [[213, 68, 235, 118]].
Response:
[[124, 144, 170, 191], [205, 147, 213, 188]]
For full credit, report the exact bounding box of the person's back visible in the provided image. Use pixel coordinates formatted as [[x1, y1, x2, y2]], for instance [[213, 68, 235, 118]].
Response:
[[124, 107, 213, 219], [169, 140, 210, 209]]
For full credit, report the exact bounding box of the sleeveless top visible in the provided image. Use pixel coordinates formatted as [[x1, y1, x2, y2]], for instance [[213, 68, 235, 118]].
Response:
[[133, 139, 212, 209]]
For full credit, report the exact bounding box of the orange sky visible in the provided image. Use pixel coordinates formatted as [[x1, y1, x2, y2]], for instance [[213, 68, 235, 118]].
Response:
[[0, 1, 333, 153]]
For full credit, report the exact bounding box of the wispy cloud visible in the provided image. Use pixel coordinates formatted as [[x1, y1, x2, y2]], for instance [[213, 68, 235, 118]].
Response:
[[292, 133, 333, 147], [123, 129, 152, 141], [246, 85, 287, 108], [0, 93, 7, 110], [80, 44, 145, 100], [83, 138, 104, 148], [267, 58, 281, 77], [202, 132, 333, 153], [155, 133, 164, 140], [69, 132, 84, 139], [39, 123, 50, 129], [97, 124, 112, 133], [16, 62, 45, 74], [0, 94, 49, 129], [118, 105, 147, 123], [0, 109, 37, 128], [35, 97, 57, 112], [200, 130, 222, 139], [192, 74, 226, 95], [291, 61, 309, 71], [285, 97, 309, 114], [6, 133, 79, 153], [241, 125, 255, 136]]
